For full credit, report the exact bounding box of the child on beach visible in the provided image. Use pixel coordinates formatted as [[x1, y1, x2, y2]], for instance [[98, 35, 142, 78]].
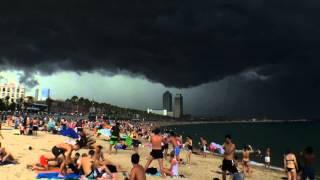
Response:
[[163, 151, 179, 177], [265, 147, 271, 168]]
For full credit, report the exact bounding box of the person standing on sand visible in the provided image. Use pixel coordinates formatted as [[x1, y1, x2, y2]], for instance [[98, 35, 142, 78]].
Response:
[[162, 135, 169, 160], [130, 153, 146, 180], [169, 132, 181, 162], [222, 134, 238, 180], [284, 149, 298, 180], [144, 128, 164, 175], [265, 147, 271, 168], [184, 136, 193, 164], [301, 146, 316, 180], [242, 145, 253, 176], [109, 122, 120, 154], [199, 137, 208, 158]]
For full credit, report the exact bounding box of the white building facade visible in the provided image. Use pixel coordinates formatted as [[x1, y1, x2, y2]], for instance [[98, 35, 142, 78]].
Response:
[[0, 83, 25, 103]]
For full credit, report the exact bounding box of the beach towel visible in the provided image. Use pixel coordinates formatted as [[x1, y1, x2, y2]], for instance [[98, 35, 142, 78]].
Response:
[[125, 136, 132, 147], [60, 128, 79, 139], [98, 129, 111, 137], [36, 172, 80, 179]]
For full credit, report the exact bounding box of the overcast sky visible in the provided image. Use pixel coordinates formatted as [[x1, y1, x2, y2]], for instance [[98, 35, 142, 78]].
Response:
[[1, 0, 320, 118]]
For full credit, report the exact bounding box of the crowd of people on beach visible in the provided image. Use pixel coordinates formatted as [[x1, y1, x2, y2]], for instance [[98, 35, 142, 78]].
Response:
[[0, 112, 318, 180]]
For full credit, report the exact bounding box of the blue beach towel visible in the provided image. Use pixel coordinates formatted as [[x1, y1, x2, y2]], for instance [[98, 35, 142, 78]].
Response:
[[36, 172, 80, 179], [60, 128, 79, 139]]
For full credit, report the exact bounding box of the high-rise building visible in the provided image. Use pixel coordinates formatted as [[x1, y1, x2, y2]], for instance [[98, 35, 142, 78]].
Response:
[[174, 94, 183, 118], [34, 87, 51, 101], [163, 91, 172, 111], [35, 88, 39, 101], [0, 83, 25, 103]]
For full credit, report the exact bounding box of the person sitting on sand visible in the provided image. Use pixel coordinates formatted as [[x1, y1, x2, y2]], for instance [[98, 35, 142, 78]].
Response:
[[78, 153, 113, 179], [242, 145, 253, 176], [284, 149, 298, 180], [163, 151, 179, 177], [222, 134, 238, 180], [144, 128, 164, 175], [0, 144, 16, 164], [129, 153, 146, 180], [90, 145, 125, 174]]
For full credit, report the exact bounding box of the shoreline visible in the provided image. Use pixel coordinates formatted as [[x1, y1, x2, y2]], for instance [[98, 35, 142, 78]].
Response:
[[152, 118, 312, 127]]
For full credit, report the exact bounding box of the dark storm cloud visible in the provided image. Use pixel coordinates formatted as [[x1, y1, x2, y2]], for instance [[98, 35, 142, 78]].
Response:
[[0, 0, 319, 88], [17, 72, 39, 88]]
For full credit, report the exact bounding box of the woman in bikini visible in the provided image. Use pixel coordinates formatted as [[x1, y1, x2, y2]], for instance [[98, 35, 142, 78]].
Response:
[[242, 145, 253, 176], [184, 136, 193, 164], [284, 149, 298, 180]]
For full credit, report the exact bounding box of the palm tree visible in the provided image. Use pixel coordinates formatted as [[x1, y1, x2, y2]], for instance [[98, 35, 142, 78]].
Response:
[[27, 96, 34, 104], [5, 96, 10, 110], [46, 97, 53, 112], [17, 97, 24, 111], [0, 99, 5, 111], [70, 96, 79, 112]]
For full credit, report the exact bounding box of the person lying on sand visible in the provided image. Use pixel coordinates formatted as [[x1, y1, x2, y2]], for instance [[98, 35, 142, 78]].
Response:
[[28, 153, 62, 171], [78, 153, 113, 180], [0, 144, 16, 164]]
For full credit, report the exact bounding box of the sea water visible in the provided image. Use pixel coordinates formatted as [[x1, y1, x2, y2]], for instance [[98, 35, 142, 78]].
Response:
[[165, 121, 320, 174]]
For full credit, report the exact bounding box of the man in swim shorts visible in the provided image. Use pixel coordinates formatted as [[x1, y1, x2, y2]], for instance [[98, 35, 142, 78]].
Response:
[[222, 134, 238, 180], [169, 132, 181, 162], [144, 128, 164, 175]]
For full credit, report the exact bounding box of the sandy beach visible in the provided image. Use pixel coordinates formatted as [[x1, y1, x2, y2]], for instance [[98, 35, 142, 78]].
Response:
[[0, 124, 288, 180]]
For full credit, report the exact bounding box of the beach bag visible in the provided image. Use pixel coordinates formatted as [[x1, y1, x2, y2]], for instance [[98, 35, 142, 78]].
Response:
[[146, 167, 158, 175]]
